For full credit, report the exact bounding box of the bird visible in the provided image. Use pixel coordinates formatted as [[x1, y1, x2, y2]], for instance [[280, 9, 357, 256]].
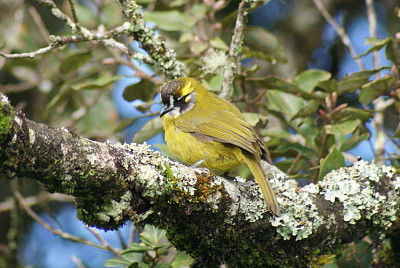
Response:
[[159, 77, 280, 216]]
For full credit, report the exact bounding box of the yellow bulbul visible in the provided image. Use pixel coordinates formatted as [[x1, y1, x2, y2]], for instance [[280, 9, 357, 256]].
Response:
[[160, 77, 280, 216]]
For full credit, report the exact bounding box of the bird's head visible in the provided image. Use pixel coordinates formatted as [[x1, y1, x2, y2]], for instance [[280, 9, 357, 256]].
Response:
[[159, 77, 200, 118]]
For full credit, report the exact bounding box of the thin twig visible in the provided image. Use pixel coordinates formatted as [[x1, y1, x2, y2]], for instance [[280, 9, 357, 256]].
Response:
[[365, 0, 380, 75], [68, 0, 82, 33], [220, 0, 251, 99], [366, 0, 388, 165], [71, 255, 86, 268], [372, 98, 395, 164], [107, 47, 160, 83], [128, 223, 136, 244], [35, 0, 77, 32], [0, 83, 34, 94], [0, 33, 153, 65], [0, 45, 54, 59], [12, 191, 114, 252], [0, 192, 73, 213], [85, 225, 122, 256], [287, 153, 302, 175], [312, 0, 365, 70], [2, 0, 153, 65]]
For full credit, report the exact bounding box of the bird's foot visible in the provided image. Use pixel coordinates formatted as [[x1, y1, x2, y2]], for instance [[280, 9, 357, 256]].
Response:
[[190, 159, 205, 168], [190, 160, 211, 175]]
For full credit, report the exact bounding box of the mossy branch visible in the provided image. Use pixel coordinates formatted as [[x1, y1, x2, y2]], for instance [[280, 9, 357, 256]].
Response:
[[118, 0, 187, 79], [0, 92, 399, 267]]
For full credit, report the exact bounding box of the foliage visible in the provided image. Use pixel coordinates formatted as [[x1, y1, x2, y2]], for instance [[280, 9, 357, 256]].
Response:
[[104, 225, 193, 268]]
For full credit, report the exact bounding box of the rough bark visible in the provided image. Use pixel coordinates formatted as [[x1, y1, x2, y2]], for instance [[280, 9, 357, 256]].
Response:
[[1, 92, 399, 267]]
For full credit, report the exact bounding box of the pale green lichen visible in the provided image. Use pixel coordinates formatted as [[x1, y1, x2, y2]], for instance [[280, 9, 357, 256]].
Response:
[[201, 50, 228, 75], [28, 128, 36, 144], [136, 165, 165, 198], [393, 176, 400, 190], [95, 190, 132, 224], [320, 160, 398, 228], [87, 154, 97, 165], [270, 179, 323, 241], [169, 165, 197, 196]]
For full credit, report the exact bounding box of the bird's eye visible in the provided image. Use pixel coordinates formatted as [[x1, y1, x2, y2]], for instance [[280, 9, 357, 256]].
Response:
[[177, 96, 185, 104]]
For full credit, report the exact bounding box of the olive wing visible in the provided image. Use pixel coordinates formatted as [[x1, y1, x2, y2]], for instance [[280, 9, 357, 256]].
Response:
[[176, 110, 260, 155]]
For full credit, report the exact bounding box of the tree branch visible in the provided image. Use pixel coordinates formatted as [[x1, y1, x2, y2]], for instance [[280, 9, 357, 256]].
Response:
[[312, 0, 365, 70], [220, 0, 251, 99], [1, 0, 184, 75], [1, 92, 399, 266], [118, 0, 187, 79]]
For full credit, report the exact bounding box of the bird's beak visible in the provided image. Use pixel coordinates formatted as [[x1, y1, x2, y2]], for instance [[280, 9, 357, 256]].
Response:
[[160, 104, 174, 117]]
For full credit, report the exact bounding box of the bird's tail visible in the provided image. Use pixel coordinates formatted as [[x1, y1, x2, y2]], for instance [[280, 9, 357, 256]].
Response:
[[244, 157, 280, 216]]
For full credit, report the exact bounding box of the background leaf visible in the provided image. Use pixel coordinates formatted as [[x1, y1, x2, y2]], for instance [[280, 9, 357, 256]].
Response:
[[123, 79, 157, 102], [294, 69, 331, 93], [132, 117, 163, 144], [319, 146, 346, 180]]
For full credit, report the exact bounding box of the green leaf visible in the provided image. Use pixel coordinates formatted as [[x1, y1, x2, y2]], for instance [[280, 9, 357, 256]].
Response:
[[294, 100, 320, 118], [252, 76, 298, 92], [266, 90, 304, 119], [75, 3, 97, 27], [392, 122, 400, 138], [114, 118, 137, 133], [122, 252, 143, 263], [242, 112, 267, 127], [11, 66, 40, 85], [336, 241, 373, 267], [76, 92, 117, 136], [294, 69, 332, 93], [210, 37, 229, 50], [333, 107, 372, 122], [325, 119, 361, 135], [359, 76, 395, 104], [42, 83, 73, 120], [140, 225, 166, 246], [242, 46, 278, 63], [357, 37, 392, 58], [340, 132, 370, 152], [337, 68, 387, 94], [132, 117, 163, 144], [297, 117, 318, 146], [72, 75, 123, 91], [204, 75, 223, 92], [144, 10, 196, 31], [317, 79, 337, 92], [104, 256, 137, 267], [123, 243, 153, 253], [243, 26, 286, 63], [319, 146, 346, 180], [171, 251, 194, 268], [136, 0, 154, 4], [60, 50, 92, 74], [123, 79, 156, 102], [274, 143, 317, 157], [385, 38, 398, 64], [191, 42, 208, 54]]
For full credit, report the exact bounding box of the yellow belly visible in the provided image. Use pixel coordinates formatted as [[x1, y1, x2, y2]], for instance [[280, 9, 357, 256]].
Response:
[[163, 122, 243, 174]]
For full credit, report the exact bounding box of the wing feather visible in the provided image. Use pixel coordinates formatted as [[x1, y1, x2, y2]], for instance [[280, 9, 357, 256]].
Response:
[[177, 110, 260, 155]]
